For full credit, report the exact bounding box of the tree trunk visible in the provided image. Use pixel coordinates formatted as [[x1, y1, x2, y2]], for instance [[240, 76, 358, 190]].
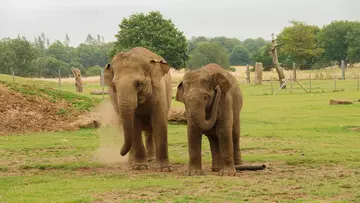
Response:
[[71, 67, 83, 92], [269, 33, 286, 88]]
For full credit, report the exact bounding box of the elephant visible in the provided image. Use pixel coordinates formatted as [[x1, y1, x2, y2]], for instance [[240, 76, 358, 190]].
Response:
[[175, 63, 243, 176], [104, 47, 173, 172]]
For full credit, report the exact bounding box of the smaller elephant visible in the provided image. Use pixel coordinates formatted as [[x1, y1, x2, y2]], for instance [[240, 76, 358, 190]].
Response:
[[176, 63, 243, 176]]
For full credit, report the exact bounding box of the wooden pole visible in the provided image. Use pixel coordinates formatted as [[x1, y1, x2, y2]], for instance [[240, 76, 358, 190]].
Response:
[[290, 76, 293, 94], [341, 60, 345, 80], [58, 69, 61, 89], [293, 62, 297, 80], [246, 64, 250, 84], [333, 73, 337, 91], [269, 33, 286, 88], [357, 72, 359, 91], [12, 70, 15, 82], [271, 77, 274, 95], [309, 73, 312, 93]]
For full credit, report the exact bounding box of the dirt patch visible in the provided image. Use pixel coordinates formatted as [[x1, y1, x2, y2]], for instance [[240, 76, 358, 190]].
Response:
[[349, 127, 360, 132], [0, 84, 83, 135]]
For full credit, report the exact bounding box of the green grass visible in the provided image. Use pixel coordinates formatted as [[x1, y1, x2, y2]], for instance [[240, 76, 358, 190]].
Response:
[[1, 74, 360, 202]]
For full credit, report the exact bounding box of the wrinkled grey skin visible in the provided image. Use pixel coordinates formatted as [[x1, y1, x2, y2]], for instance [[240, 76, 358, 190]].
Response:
[[176, 63, 243, 176], [104, 47, 172, 172]]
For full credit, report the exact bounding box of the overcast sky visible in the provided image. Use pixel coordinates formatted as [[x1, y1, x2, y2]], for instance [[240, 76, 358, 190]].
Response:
[[0, 0, 358, 46]]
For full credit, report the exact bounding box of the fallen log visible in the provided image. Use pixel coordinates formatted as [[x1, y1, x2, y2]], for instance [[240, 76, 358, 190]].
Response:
[[91, 90, 108, 95], [235, 164, 266, 171], [329, 99, 353, 105]]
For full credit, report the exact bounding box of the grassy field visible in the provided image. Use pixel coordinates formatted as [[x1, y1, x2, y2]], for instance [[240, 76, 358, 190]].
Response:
[[1, 73, 360, 202]]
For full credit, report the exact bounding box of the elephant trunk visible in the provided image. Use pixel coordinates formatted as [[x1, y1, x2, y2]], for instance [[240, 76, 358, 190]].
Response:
[[117, 86, 137, 156], [188, 86, 221, 131]]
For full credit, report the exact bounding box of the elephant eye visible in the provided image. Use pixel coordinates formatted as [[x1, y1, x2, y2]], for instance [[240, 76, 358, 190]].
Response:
[[204, 94, 210, 101], [134, 80, 143, 90]]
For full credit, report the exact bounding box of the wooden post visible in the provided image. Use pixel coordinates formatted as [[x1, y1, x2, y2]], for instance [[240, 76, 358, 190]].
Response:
[[12, 70, 15, 82], [293, 62, 297, 80], [271, 77, 274, 95], [254, 62, 263, 85], [333, 73, 337, 91], [246, 64, 250, 84], [309, 73, 312, 93], [357, 72, 359, 91], [341, 60, 345, 80], [58, 69, 61, 89], [290, 76, 293, 94]]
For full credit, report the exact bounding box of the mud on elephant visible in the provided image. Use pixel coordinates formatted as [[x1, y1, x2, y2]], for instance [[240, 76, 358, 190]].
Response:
[[176, 63, 243, 176], [104, 47, 173, 172]]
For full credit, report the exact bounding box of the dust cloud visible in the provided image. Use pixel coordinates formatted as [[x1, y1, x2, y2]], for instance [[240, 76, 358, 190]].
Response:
[[92, 100, 129, 167]]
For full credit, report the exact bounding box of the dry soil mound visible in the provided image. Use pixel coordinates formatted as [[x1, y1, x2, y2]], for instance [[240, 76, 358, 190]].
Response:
[[0, 84, 83, 135]]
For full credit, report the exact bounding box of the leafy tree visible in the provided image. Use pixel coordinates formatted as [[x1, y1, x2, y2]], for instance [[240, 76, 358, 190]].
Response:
[[210, 36, 241, 53], [242, 37, 267, 56], [277, 21, 324, 69], [188, 36, 209, 53], [347, 24, 360, 63], [0, 38, 38, 76], [229, 45, 252, 65], [188, 42, 229, 69], [47, 41, 71, 63], [112, 11, 189, 68], [84, 65, 102, 76], [318, 20, 360, 65]]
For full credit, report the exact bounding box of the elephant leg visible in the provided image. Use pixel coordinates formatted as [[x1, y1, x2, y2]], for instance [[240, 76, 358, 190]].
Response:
[[233, 119, 242, 165], [188, 125, 204, 175], [127, 147, 135, 164], [207, 135, 221, 172], [132, 118, 149, 170], [145, 131, 155, 162], [217, 118, 236, 176], [151, 106, 172, 172]]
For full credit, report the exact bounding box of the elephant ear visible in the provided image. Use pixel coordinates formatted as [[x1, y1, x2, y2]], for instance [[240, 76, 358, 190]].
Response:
[[104, 63, 113, 86], [212, 73, 232, 94], [176, 81, 184, 103], [149, 59, 170, 84]]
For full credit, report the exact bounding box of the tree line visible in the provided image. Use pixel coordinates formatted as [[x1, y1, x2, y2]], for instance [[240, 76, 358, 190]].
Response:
[[0, 33, 113, 77], [1, 11, 359, 78]]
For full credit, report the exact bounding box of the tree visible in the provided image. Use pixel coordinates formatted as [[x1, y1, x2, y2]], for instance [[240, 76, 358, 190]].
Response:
[[210, 37, 242, 53], [64, 33, 70, 46], [85, 34, 95, 45], [188, 36, 209, 53], [318, 20, 360, 65], [112, 11, 189, 68], [0, 38, 38, 76], [187, 42, 229, 69], [229, 45, 252, 65], [347, 24, 360, 63], [242, 37, 267, 56], [47, 40, 71, 63], [277, 21, 324, 69]]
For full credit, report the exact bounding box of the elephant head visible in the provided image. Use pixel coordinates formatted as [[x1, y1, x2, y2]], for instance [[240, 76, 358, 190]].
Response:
[[176, 70, 232, 131], [104, 48, 170, 156]]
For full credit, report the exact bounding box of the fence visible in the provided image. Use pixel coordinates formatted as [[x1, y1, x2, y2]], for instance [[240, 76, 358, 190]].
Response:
[[4, 66, 360, 97]]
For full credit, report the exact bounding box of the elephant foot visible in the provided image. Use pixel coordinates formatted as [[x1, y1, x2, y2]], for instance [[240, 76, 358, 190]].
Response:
[[211, 166, 221, 172], [127, 156, 135, 164], [157, 164, 173, 172], [132, 163, 150, 170], [147, 156, 155, 162], [188, 165, 204, 176], [219, 166, 236, 176]]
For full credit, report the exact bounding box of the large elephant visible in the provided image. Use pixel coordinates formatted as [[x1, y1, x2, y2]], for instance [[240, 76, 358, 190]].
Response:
[[176, 63, 243, 176], [104, 47, 173, 172]]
